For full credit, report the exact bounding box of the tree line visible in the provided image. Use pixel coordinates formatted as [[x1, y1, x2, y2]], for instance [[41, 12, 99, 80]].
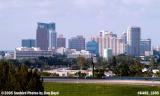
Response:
[[4, 54, 160, 78], [0, 60, 46, 96]]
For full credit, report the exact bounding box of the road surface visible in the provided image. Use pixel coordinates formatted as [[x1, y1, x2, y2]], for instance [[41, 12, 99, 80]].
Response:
[[43, 78, 160, 86]]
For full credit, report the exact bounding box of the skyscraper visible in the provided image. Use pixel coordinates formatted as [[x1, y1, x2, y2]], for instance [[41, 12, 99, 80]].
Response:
[[104, 31, 117, 55], [98, 31, 125, 56], [49, 23, 57, 49], [86, 39, 99, 56], [68, 35, 85, 51], [121, 32, 128, 54], [36, 22, 56, 50], [140, 39, 151, 56], [57, 34, 66, 48], [104, 31, 125, 55], [22, 39, 35, 48], [98, 32, 104, 57], [127, 27, 141, 57], [36, 23, 49, 50]]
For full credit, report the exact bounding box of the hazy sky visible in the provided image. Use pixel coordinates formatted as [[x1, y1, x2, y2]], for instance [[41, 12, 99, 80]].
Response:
[[0, 0, 160, 50]]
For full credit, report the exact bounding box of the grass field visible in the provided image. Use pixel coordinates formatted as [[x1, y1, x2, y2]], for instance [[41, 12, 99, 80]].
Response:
[[44, 82, 160, 96]]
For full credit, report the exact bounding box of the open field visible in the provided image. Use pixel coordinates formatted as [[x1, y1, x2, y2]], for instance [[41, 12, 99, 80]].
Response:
[[44, 82, 160, 96]]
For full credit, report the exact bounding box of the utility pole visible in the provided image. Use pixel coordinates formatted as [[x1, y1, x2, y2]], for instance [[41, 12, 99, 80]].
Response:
[[92, 55, 97, 78]]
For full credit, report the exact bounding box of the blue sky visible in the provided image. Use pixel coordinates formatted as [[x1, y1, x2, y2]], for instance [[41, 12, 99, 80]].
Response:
[[0, 0, 160, 50]]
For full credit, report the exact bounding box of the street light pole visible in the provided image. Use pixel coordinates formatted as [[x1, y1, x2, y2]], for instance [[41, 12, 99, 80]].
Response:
[[92, 55, 97, 78], [92, 57, 95, 78]]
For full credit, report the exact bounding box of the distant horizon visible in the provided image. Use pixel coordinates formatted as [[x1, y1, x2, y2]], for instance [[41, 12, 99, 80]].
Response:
[[0, 0, 160, 50]]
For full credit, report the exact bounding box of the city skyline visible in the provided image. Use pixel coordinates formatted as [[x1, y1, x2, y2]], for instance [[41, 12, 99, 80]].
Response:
[[0, 0, 160, 50]]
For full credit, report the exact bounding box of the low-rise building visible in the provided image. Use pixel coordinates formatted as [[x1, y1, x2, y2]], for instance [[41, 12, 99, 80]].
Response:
[[43, 68, 92, 77], [55, 47, 69, 55], [103, 48, 112, 60], [67, 50, 92, 58], [14, 47, 55, 59]]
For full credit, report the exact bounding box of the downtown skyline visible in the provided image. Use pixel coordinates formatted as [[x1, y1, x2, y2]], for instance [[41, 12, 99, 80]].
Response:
[[0, 0, 160, 50]]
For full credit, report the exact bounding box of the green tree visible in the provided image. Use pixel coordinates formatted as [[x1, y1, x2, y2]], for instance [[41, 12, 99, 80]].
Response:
[[129, 60, 143, 76], [117, 63, 130, 76], [94, 69, 105, 79], [149, 57, 157, 70], [0, 60, 44, 95], [76, 57, 86, 70], [75, 71, 86, 78]]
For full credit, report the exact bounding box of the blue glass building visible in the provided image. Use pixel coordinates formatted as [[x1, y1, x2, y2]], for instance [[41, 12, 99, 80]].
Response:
[[22, 39, 36, 48], [68, 35, 85, 51], [86, 40, 99, 56]]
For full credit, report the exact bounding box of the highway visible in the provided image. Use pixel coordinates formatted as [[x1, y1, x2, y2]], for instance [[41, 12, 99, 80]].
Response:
[[43, 78, 160, 86]]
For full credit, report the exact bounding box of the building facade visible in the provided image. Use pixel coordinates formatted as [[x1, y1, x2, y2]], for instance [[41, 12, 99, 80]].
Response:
[[127, 27, 141, 57], [121, 32, 127, 54], [50, 31, 57, 49], [67, 50, 92, 59], [14, 47, 54, 59], [140, 39, 151, 56], [68, 35, 85, 51], [86, 39, 99, 56], [98, 31, 125, 57], [57, 35, 66, 48], [103, 48, 112, 60], [36, 22, 56, 50], [98, 32, 104, 57], [22, 39, 35, 48]]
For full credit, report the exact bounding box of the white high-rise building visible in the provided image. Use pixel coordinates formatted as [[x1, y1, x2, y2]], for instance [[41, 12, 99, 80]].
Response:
[[98, 31, 125, 57], [103, 48, 112, 60], [127, 27, 141, 57], [121, 32, 127, 54], [104, 31, 117, 55], [116, 38, 125, 55], [98, 31, 105, 57]]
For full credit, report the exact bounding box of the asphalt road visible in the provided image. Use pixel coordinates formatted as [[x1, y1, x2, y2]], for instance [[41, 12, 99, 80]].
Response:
[[43, 78, 160, 86]]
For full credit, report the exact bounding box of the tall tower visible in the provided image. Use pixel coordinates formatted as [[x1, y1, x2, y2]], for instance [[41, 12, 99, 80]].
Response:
[[68, 35, 85, 51], [57, 34, 66, 48], [98, 32, 103, 57], [48, 23, 56, 49], [127, 27, 141, 57], [36, 23, 49, 50], [140, 39, 151, 56], [36, 22, 56, 50], [98, 31, 125, 56], [121, 32, 127, 54]]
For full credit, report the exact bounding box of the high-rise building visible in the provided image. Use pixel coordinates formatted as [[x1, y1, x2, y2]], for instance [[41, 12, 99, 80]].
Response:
[[57, 34, 66, 48], [86, 39, 99, 56], [21, 39, 35, 48], [104, 31, 117, 55], [103, 48, 112, 60], [36, 22, 56, 50], [121, 32, 127, 44], [127, 27, 141, 57], [121, 32, 127, 54], [140, 39, 151, 56], [68, 35, 85, 51], [98, 32, 104, 57], [98, 31, 125, 56], [116, 38, 125, 55], [50, 24, 57, 49]]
